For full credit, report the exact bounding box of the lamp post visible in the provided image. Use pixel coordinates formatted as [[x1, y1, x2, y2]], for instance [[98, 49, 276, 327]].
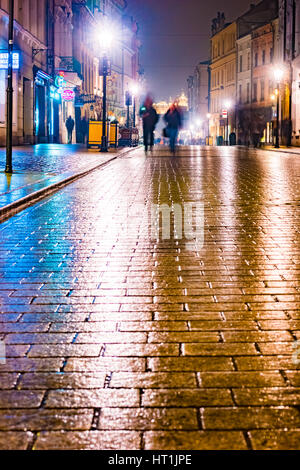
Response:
[[273, 68, 284, 149], [207, 113, 211, 146], [98, 27, 114, 153], [224, 100, 232, 146], [130, 83, 140, 129], [101, 54, 108, 152], [5, 0, 14, 173]]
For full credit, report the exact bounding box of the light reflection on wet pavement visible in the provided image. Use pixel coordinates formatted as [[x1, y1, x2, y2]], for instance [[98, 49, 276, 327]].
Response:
[[0, 146, 300, 449]]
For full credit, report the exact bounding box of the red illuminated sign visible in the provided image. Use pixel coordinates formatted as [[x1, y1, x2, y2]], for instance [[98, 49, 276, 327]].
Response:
[[62, 89, 75, 102]]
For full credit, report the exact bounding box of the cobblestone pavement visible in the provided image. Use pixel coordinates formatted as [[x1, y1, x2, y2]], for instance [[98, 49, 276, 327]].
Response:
[[0, 144, 102, 174], [0, 145, 300, 450], [0, 144, 122, 210]]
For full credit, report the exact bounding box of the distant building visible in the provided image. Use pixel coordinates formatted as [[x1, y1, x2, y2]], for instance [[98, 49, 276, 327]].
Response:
[[209, 13, 237, 144], [278, 0, 300, 146], [236, 0, 279, 146], [187, 61, 209, 117]]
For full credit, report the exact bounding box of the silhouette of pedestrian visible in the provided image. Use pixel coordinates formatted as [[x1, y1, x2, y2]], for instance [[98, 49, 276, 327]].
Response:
[[140, 94, 159, 153], [164, 102, 182, 155], [66, 116, 75, 144]]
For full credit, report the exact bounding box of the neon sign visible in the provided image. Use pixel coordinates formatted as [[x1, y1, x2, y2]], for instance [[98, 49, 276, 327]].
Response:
[[62, 89, 75, 102], [0, 52, 20, 70]]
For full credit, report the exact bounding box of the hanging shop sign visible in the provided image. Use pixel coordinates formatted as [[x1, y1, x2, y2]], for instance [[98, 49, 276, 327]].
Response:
[[0, 51, 20, 70], [74, 94, 96, 107], [62, 89, 75, 102], [222, 109, 228, 119]]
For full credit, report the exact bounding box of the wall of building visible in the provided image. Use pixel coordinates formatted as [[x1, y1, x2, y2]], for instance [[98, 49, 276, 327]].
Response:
[[210, 20, 237, 143]]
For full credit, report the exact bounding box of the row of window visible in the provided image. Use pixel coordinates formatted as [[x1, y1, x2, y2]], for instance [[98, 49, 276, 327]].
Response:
[[238, 79, 274, 104], [211, 62, 235, 88], [212, 32, 236, 59]]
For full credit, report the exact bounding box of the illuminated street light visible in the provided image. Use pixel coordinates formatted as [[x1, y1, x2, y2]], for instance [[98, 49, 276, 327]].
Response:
[[130, 83, 141, 128], [224, 100, 232, 145], [207, 113, 211, 146], [273, 67, 284, 148], [273, 68, 284, 83], [97, 23, 117, 153]]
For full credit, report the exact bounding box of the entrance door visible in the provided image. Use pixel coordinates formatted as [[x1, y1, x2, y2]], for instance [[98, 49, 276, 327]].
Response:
[[35, 84, 46, 142], [23, 78, 32, 143]]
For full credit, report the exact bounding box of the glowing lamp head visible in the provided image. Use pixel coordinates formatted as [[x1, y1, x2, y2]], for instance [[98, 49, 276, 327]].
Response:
[[224, 100, 232, 109], [98, 27, 115, 51], [207, 113, 211, 119], [273, 68, 284, 82], [130, 83, 140, 96]]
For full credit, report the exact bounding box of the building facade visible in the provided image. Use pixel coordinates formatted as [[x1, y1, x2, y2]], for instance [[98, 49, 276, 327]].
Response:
[[278, 0, 300, 146], [235, 0, 279, 145], [0, 0, 141, 146], [209, 14, 237, 144], [187, 61, 209, 116]]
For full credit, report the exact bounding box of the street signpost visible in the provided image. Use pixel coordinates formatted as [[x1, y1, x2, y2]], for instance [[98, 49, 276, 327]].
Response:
[[5, 0, 14, 173]]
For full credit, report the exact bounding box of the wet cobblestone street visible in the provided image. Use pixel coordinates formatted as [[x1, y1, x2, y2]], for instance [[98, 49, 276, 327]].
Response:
[[0, 146, 300, 450]]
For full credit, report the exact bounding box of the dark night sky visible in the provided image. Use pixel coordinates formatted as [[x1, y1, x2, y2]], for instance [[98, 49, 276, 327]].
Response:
[[127, 0, 257, 102]]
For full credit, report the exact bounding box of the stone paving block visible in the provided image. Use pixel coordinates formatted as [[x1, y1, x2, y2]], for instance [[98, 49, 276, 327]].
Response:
[[190, 320, 258, 331], [249, 430, 300, 450], [105, 344, 180, 357], [46, 389, 140, 408], [202, 407, 300, 430], [19, 372, 107, 390], [233, 387, 300, 406], [183, 342, 258, 356], [0, 358, 63, 372], [0, 390, 44, 408], [110, 372, 197, 389], [118, 321, 189, 331], [28, 344, 102, 357], [148, 357, 235, 372], [235, 356, 298, 371], [4, 333, 74, 344], [142, 389, 234, 407], [75, 332, 147, 344], [0, 409, 93, 431], [34, 430, 141, 450], [65, 357, 146, 372], [144, 431, 247, 450], [98, 408, 198, 431], [199, 371, 285, 388], [0, 431, 34, 450], [222, 331, 293, 342], [0, 373, 19, 389], [148, 332, 220, 343]]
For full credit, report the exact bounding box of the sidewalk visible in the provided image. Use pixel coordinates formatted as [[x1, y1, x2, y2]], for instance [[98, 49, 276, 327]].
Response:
[[256, 145, 300, 155], [0, 144, 133, 217]]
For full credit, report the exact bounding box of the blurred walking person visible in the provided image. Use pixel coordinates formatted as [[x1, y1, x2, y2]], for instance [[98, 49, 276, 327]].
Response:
[[66, 116, 75, 144], [140, 94, 159, 153], [164, 102, 182, 155]]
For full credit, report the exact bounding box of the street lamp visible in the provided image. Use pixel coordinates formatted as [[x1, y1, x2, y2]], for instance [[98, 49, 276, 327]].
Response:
[[273, 67, 284, 149], [5, 0, 14, 173], [98, 27, 115, 153], [207, 113, 211, 146], [130, 83, 140, 129], [224, 100, 232, 145]]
